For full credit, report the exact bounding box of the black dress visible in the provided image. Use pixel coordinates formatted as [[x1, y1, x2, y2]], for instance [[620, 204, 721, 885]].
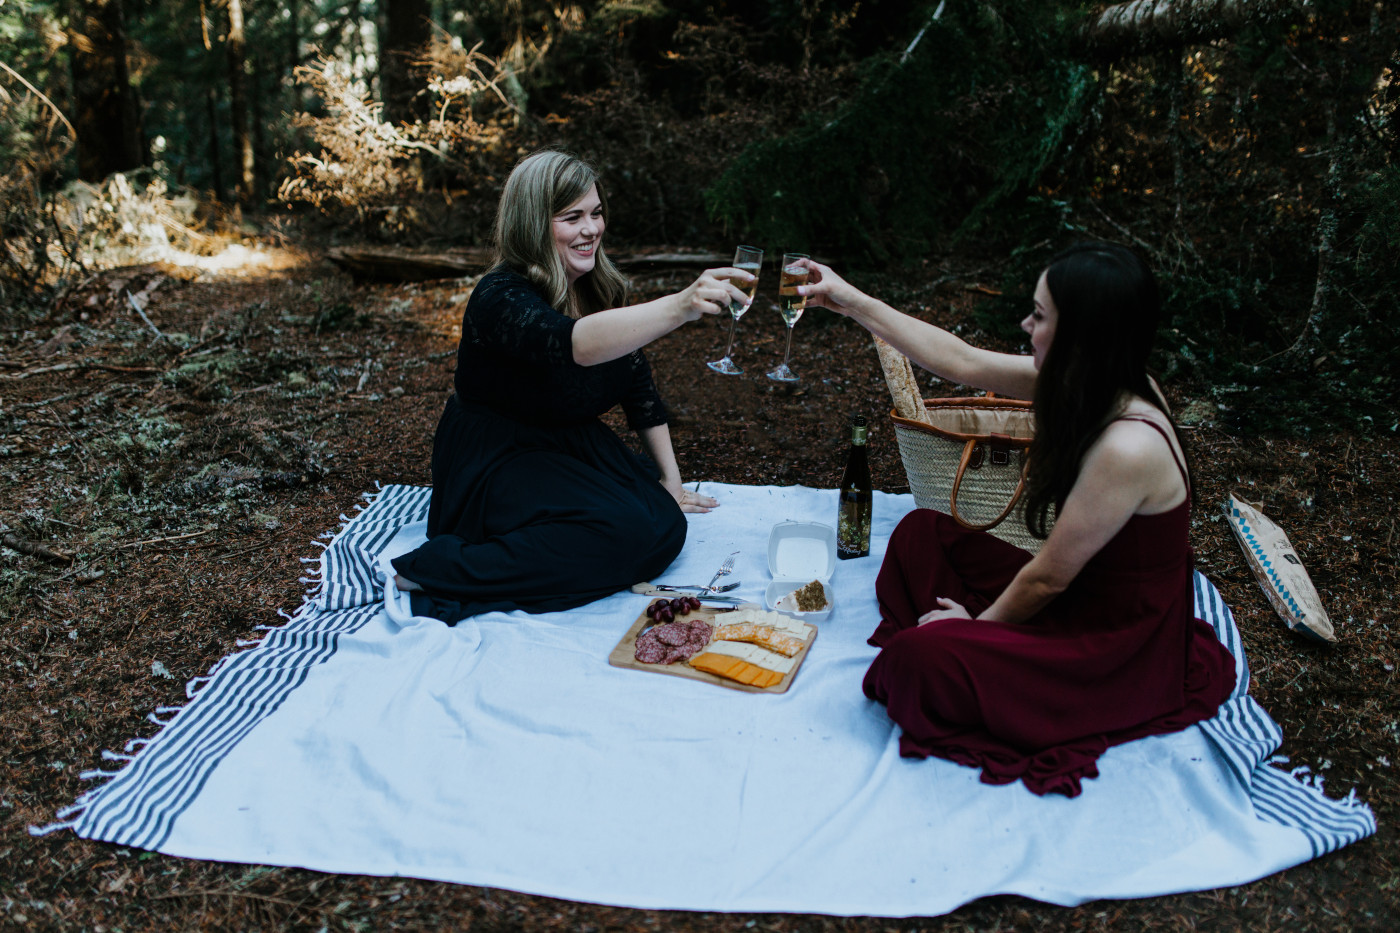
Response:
[[390, 268, 687, 624]]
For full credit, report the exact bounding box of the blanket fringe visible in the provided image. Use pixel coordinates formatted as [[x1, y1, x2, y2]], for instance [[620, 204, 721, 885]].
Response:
[[28, 791, 98, 835], [58, 793, 96, 817], [79, 768, 121, 780], [1272, 760, 1379, 824], [205, 655, 234, 680], [147, 709, 181, 726], [46, 483, 388, 842]]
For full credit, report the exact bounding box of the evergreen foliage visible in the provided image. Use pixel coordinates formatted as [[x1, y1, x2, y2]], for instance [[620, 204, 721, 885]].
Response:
[[0, 0, 1395, 427]]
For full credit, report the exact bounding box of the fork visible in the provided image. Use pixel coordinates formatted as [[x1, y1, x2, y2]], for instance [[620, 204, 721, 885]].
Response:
[[704, 552, 738, 594]]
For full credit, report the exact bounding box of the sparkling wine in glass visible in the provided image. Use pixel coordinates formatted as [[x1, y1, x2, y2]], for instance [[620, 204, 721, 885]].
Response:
[[707, 245, 763, 375], [767, 252, 809, 383]]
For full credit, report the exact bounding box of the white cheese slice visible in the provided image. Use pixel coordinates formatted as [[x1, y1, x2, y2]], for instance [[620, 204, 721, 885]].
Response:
[[698, 639, 797, 674], [715, 608, 812, 640]]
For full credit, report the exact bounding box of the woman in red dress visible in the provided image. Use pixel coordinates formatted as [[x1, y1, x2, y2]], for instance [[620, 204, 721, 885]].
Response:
[[799, 243, 1237, 796]]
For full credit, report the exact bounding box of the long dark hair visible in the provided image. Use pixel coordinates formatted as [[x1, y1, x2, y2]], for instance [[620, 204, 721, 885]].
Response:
[[1023, 241, 1183, 538]]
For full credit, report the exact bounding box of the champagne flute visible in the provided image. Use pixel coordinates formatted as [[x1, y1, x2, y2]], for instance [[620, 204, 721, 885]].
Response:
[[767, 252, 809, 383], [707, 245, 763, 375]]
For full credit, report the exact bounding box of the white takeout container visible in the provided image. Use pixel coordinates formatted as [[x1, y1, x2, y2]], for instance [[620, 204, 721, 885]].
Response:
[[764, 521, 836, 622]]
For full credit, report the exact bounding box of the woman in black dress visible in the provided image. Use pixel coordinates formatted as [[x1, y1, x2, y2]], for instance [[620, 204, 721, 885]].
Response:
[[390, 150, 747, 624]]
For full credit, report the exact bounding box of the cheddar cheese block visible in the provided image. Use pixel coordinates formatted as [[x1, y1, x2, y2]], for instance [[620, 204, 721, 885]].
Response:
[[688, 640, 796, 689]]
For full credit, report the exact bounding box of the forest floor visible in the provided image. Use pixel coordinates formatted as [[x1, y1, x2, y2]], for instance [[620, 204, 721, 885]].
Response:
[[1, 242, 1395, 932]]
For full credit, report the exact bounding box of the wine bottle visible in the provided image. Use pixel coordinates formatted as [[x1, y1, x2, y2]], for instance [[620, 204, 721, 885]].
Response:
[[837, 414, 872, 560]]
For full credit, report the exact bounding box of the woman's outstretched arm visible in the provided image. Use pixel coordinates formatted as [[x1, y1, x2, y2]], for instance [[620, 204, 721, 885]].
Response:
[[799, 260, 1039, 400], [571, 268, 751, 367]]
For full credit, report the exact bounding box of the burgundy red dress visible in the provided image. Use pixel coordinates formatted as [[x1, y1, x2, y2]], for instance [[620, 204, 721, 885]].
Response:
[[862, 419, 1237, 797]]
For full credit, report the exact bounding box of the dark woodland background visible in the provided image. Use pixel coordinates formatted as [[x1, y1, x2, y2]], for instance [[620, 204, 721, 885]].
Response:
[[2, 0, 1397, 429]]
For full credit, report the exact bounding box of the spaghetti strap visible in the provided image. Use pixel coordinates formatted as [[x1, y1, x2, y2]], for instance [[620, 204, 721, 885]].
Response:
[[1116, 416, 1190, 494]]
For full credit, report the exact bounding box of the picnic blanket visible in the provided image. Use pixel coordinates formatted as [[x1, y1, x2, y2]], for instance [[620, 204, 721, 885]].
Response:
[[36, 483, 1375, 917]]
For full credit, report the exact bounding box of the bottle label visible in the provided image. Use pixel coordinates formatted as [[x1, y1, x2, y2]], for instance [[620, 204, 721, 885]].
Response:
[[837, 497, 871, 558]]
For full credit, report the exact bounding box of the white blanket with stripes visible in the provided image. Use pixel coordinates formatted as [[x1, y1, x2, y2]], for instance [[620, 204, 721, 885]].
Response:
[[40, 483, 1375, 916]]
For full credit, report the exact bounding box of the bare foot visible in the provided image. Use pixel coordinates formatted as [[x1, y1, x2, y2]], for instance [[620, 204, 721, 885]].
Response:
[[394, 574, 422, 592]]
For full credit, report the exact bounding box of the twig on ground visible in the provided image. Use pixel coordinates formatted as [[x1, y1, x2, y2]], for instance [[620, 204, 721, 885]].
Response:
[[2, 361, 163, 380], [116, 529, 214, 549], [127, 291, 166, 339], [152, 888, 304, 908]]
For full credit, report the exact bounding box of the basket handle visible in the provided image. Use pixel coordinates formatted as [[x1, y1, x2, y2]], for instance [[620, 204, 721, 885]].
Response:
[[948, 439, 1028, 532]]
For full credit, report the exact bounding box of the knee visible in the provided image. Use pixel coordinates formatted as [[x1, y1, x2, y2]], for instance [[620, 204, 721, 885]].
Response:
[[642, 502, 686, 574], [590, 494, 684, 571]]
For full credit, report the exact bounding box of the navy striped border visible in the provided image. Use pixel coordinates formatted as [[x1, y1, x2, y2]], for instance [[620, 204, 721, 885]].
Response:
[[66, 485, 432, 849], [1193, 571, 1377, 858]]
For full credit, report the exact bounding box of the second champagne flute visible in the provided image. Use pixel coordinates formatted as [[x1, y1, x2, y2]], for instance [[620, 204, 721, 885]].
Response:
[[767, 252, 809, 383], [706, 245, 763, 375]]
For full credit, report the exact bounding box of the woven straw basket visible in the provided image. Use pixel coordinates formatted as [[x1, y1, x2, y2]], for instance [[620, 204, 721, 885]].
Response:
[[891, 396, 1045, 553]]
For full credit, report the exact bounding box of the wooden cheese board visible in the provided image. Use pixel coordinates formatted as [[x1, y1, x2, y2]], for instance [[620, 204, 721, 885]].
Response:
[[608, 601, 818, 694]]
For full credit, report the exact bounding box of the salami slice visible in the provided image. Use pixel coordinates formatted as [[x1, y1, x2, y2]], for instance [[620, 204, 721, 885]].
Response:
[[655, 623, 689, 646], [634, 618, 714, 666], [634, 630, 669, 664]]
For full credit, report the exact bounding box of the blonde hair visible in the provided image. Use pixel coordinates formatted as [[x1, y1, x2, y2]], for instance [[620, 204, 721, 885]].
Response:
[[494, 149, 628, 318]]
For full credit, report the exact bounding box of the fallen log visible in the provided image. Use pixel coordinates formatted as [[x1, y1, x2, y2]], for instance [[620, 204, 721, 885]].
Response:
[[325, 246, 491, 282]]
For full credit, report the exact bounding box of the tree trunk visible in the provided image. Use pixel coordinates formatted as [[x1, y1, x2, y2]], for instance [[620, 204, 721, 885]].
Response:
[[381, 0, 433, 125], [1080, 0, 1311, 58], [206, 88, 224, 200], [67, 0, 144, 181], [1283, 101, 1339, 367], [226, 0, 255, 204], [251, 51, 267, 196]]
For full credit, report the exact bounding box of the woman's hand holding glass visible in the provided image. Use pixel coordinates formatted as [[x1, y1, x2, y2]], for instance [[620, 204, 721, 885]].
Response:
[[792, 258, 868, 318], [677, 266, 753, 324]]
